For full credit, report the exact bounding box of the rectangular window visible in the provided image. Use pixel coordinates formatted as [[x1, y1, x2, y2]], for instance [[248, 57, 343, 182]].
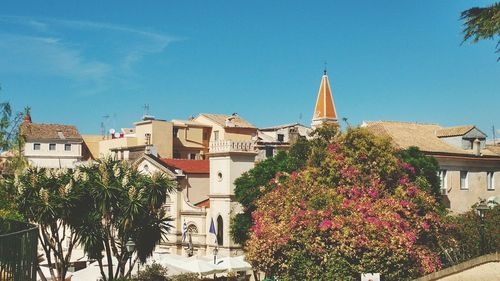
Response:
[[173, 128, 179, 138], [460, 171, 468, 190], [49, 143, 56, 151], [277, 134, 285, 142], [487, 172, 495, 190], [64, 144, 71, 151], [33, 143, 41, 150], [439, 170, 447, 194], [189, 153, 197, 160], [214, 131, 219, 141], [203, 131, 208, 140]]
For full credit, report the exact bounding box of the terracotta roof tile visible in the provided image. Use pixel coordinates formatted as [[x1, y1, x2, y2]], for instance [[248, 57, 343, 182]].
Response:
[[363, 121, 500, 157], [436, 125, 475, 138], [198, 113, 256, 129], [20, 123, 82, 141], [160, 159, 209, 174]]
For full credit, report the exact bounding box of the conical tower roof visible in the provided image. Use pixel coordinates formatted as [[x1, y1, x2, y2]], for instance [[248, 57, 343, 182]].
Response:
[[312, 70, 338, 128]]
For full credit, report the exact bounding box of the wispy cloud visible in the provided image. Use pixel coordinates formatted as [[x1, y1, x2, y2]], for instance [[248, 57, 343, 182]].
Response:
[[0, 15, 180, 95]]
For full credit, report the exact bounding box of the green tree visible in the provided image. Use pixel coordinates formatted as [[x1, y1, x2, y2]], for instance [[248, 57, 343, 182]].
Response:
[[439, 203, 500, 267], [14, 167, 86, 281], [77, 158, 176, 281], [461, 2, 500, 60], [397, 146, 442, 207]]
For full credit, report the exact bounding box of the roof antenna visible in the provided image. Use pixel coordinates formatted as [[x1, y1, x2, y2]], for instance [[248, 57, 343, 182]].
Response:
[[323, 61, 327, 75], [493, 125, 496, 145]]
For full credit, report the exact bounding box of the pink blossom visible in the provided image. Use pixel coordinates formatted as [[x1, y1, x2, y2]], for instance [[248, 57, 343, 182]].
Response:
[[421, 221, 430, 231], [399, 177, 409, 185], [407, 185, 417, 196], [319, 219, 332, 231]]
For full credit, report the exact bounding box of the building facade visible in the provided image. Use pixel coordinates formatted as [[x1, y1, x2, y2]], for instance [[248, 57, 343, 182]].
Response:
[[364, 121, 500, 213], [20, 114, 84, 169], [134, 140, 256, 258]]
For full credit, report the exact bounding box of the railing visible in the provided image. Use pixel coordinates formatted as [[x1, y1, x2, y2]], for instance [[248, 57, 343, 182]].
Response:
[[209, 140, 254, 153], [0, 219, 38, 281]]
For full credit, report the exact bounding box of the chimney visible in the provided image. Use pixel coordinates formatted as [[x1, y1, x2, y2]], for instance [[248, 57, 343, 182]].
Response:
[[473, 138, 481, 156], [24, 112, 32, 123]]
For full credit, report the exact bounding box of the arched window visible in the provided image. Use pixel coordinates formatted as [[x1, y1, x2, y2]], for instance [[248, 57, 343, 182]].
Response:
[[187, 224, 198, 234], [217, 215, 223, 246]]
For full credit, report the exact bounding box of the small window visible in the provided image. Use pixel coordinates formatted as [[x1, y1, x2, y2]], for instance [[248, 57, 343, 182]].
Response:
[[439, 170, 447, 194], [277, 134, 284, 142], [64, 144, 71, 151], [214, 131, 219, 141], [265, 146, 274, 158], [487, 172, 495, 191], [217, 215, 223, 246], [49, 143, 56, 151], [33, 143, 41, 150], [460, 171, 468, 190], [189, 153, 197, 160], [173, 128, 179, 138], [203, 131, 208, 140]]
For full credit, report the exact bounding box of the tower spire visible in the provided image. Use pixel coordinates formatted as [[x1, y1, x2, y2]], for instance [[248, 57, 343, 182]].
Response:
[[311, 68, 338, 129]]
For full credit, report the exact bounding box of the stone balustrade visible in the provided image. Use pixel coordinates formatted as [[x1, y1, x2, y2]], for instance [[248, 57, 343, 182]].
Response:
[[209, 140, 254, 153]]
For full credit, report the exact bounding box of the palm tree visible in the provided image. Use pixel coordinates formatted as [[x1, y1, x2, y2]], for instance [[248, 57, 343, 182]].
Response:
[[76, 158, 176, 281]]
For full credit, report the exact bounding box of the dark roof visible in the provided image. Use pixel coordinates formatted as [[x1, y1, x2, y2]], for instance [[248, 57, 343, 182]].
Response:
[[160, 159, 210, 174], [20, 123, 82, 141]]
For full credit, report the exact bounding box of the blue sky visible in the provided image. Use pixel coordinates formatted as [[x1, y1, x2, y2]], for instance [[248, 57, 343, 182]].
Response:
[[1, 1, 499, 136]]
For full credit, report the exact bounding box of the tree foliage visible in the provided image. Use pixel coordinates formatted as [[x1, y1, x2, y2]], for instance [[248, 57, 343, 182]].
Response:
[[12, 158, 176, 281], [231, 137, 310, 245], [461, 2, 500, 60], [397, 146, 442, 207], [439, 203, 500, 267], [245, 128, 444, 281]]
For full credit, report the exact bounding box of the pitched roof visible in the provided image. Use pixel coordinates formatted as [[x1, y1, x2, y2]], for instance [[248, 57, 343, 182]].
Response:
[[198, 113, 256, 129], [363, 121, 500, 157], [195, 198, 210, 208], [20, 123, 82, 141], [313, 71, 337, 120], [436, 125, 475, 138], [160, 159, 209, 174]]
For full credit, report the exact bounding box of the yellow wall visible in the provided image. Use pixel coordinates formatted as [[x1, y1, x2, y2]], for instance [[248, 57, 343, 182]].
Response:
[[98, 137, 138, 158], [225, 128, 257, 141]]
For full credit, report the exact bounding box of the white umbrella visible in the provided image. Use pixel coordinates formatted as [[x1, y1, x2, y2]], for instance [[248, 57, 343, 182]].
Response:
[[184, 256, 226, 276], [216, 256, 252, 272], [71, 256, 132, 281]]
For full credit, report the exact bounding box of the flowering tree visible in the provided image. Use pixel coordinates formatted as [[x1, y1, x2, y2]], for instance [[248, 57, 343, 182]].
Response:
[[15, 167, 86, 281], [76, 158, 175, 280], [245, 128, 443, 281], [13, 158, 176, 281]]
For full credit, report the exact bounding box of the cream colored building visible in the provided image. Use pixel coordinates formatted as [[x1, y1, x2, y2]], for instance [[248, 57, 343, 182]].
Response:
[[20, 116, 84, 169], [134, 140, 256, 259], [172, 119, 212, 160], [194, 113, 257, 142], [256, 123, 311, 161], [364, 121, 500, 213]]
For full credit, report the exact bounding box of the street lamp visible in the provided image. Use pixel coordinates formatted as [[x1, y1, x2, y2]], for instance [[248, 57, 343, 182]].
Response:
[[475, 200, 489, 255], [126, 239, 136, 277], [213, 246, 218, 265]]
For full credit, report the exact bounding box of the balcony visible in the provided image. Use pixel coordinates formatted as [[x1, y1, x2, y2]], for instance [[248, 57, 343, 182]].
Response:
[[0, 219, 38, 281], [209, 140, 254, 153]]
